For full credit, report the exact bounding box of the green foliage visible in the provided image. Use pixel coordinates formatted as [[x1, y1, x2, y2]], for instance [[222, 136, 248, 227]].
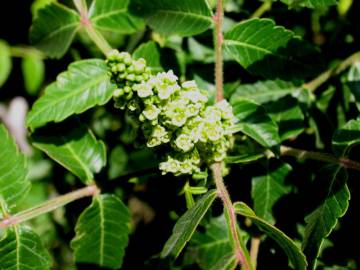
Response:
[[0, 40, 12, 87], [1, 0, 359, 269], [187, 215, 235, 270], [21, 54, 45, 95], [130, 0, 213, 36], [32, 123, 106, 184], [26, 59, 116, 130], [161, 190, 217, 258], [231, 98, 280, 149], [251, 159, 292, 224], [302, 166, 350, 270], [234, 202, 307, 270], [0, 124, 30, 210], [0, 226, 52, 270], [30, 3, 80, 58], [88, 0, 144, 34], [71, 194, 130, 269], [224, 18, 320, 79]]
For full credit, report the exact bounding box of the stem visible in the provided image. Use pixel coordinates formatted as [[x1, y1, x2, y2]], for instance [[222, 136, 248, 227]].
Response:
[[250, 1, 272, 19], [280, 146, 360, 171], [10, 46, 45, 59], [73, 0, 112, 56], [0, 185, 99, 229], [213, 1, 251, 269], [211, 164, 251, 269], [214, 0, 224, 102], [304, 51, 360, 92], [250, 237, 261, 269]]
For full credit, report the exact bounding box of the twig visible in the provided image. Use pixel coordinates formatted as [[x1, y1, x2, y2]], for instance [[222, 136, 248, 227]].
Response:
[[0, 185, 99, 229], [304, 51, 360, 92], [250, 237, 261, 269], [280, 145, 360, 171], [250, 1, 272, 19]]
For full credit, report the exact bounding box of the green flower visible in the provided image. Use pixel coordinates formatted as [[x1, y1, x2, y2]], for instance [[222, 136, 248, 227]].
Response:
[[133, 82, 153, 98], [142, 104, 160, 120], [175, 134, 194, 152]]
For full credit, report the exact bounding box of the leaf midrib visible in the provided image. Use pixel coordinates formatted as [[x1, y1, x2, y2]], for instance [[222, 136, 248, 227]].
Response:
[[90, 8, 127, 22]]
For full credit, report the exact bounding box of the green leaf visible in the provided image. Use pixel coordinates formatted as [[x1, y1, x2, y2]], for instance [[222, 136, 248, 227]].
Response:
[[234, 202, 307, 270], [71, 194, 130, 269], [347, 62, 360, 112], [230, 80, 301, 105], [251, 159, 292, 224], [332, 119, 360, 157], [0, 225, 52, 270], [133, 41, 163, 73], [0, 124, 30, 210], [0, 40, 12, 87], [280, 0, 337, 8], [231, 98, 280, 149], [302, 166, 349, 270], [30, 3, 80, 58], [22, 54, 45, 95], [225, 153, 265, 164], [265, 96, 305, 141], [188, 215, 235, 270], [161, 190, 217, 258], [32, 123, 106, 184], [26, 59, 116, 130], [130, 0, 213, 37], [89, 0, 144, 34], [224, 18, 320, 79]]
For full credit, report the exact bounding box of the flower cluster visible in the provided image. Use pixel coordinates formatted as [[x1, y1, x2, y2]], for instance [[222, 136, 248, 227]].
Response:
[[106, 50, 235, 176]]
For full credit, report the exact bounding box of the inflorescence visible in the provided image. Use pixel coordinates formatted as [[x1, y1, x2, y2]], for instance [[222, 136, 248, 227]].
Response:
[[106, 50, 235, 176]]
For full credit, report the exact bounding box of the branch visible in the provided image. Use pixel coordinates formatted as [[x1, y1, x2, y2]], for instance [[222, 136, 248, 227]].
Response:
[[0, 185, 99, 229], [280, 145, 360, 171], [304, 51, 360, 92], [214, 0, 224, 102]]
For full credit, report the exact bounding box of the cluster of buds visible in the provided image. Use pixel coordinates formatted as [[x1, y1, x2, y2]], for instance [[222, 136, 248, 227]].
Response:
[[106, 50, 235, 176]]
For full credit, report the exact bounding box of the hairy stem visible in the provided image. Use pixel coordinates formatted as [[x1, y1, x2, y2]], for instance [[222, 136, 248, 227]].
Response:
[[250, 237, 261, 269], [211, 164, 251, 269], [280, 146, 360, 171], [213, 1, 251, 269], [304, 51, 360, 92], [74, 0, 112, 56], [214, 0, 224, 102], [0, 185, 99, 229], [250, 1, 272, 18]]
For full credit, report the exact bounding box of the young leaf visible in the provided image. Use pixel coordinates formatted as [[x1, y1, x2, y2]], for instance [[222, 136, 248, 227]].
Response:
[[26, 59, 116, 130], [302, 166, 350, 270], [161, 190, 217, 258], [332, 119, 360, 157], [30, 2, 80, 58], [71, 194, 130, 269], [347, 62, 360, 112], [130, 0, 213, 37], [32, 123, 106, 185], [133, 41, 163, 73], [22, 54, 45, 95], [230, 80, 301, 105], [188, 215, 233, 270], [0, 40, 12, 87], [89, 0, 144, 34], [0, 124, 30, 210], [252, 159, 292, 224], [224, 18, 320, 79], [234, 202, 307, 270], [265, 96, 305, 141], [0, 225, 52, 269], [231, 98, 280, 149]]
